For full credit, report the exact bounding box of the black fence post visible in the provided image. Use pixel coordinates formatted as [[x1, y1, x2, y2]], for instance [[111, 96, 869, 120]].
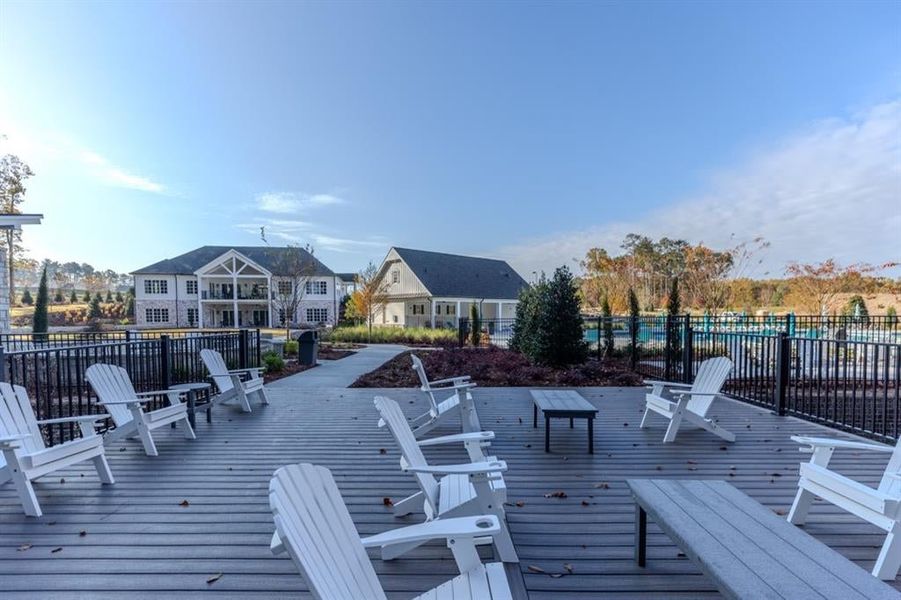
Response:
[[597, 316, 602, 360], [239, 329, 248, 369], [0, 347, 6, 383], [774, 331, 790, 416], [160, 334, 171, 390], [256, 329, 262, 367], [125, 330, 133, 376], [629, 315, 638, 371], [664, 314, 672, 381], [682, 320, 693, 384]]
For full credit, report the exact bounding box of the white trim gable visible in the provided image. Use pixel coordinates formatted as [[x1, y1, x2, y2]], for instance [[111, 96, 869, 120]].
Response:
[[192, 249, 272, 278]]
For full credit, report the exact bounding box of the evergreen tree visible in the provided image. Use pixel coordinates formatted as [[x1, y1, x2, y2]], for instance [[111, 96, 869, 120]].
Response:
[[628, 286, 641, 348], [115, 291, 123, 303], [53, 290, 64, 303], [20, 289, 33, 305], [601, 294, 614, 357], [32, 268, 49, 341], [105, 290, 113, 303], [469, 303, 481, 347], [83, 290, 91, 302], [88, 295, 102, 319], [125, 295, 135, 319], [533, 266, 587, 366], [69, 290, 78, 303], [666, 277, 682, 370], [510, 279, 544, 358], [94, 291, 104, 303]]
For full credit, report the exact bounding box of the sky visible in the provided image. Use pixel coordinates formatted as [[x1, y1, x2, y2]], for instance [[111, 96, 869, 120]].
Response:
[[0, 1, 899, 279]]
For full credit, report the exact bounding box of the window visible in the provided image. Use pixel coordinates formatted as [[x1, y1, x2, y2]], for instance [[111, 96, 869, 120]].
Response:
[[305, 280, 327, 295], [187, 308, 198, 326], [185, 280, 198, 295], [306, 308, 328, 323], [391, 270, 400, 283], [277, 281, 293, 295], [392, 315, 398, 323], [143, 279, 168, 295], [447, 304, 456, 315], [436, 305, 441, 315], [145, 308, 169, 323]]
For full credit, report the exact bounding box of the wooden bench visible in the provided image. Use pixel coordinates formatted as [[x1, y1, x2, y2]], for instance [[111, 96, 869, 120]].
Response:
[[530, 390, 597, 454], [627, 479, 900, 600]]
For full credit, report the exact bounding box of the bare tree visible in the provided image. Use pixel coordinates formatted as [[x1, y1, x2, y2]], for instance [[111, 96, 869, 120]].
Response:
[[268, 244, 319, 339], [785, 260, 897, 315], [347, 262, 390, 342], [0, 152, 35, 305]]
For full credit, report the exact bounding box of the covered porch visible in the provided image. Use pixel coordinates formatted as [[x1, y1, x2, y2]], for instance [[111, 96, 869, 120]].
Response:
[[402, 297, 517, 329], [196, 250, 273, 328]]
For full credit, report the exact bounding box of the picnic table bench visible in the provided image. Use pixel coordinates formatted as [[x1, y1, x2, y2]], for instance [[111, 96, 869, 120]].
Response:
[[530, 390, 597, 453], [627, 479, 900, 600]]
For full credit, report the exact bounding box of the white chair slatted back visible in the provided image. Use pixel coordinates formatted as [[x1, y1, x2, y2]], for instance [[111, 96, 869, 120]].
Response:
[[374, 396, 440, 516], [85, 364, 137, 426], [0, 382, 44, 454], [410, 354, 439, 413], [270, 463, 387, 600], [200, 349, 234, 394], [878, 439, 901, 497], [686, 357, 733, 415]]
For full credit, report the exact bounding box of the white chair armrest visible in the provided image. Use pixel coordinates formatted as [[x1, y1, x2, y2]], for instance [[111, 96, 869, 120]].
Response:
[[791, 436, 893, 453], [426, 381, 477, 393], [404, 460, 507, 476], [671, 391, 716, 399], [644, 380, 692, 389], [418, 431, 495, 447], [37, 415, 111, 426], [0, 433, 30, 449], [96, 398, 149, 406], [228, 368, 263, 375], [429, 375, 471, 386], [135, 389, 187, 398], [270, 531, 285, 555], [360, 515, 500, 549]]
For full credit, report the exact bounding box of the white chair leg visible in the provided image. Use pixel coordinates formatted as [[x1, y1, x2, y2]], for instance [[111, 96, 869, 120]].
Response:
[[237, 388, 252, 413], [257, 387, 270, 405], [663, 407, 684, 443], [92, 454, 115, 484], [491, 518, 519, 563], [448, 536, 481, 573], [873, 522, 901, 580], [9, 465, 41, 517], [787, 486, 814, 525], [135, 420, 158, 457], [393, 491, 424, 517], [0, 463, 10, 485], [179, 416, 196, 440], [639, 406, 653, 429]]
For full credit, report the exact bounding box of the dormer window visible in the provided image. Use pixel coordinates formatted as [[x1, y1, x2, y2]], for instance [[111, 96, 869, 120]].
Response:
[[391, 270, 400, 284]]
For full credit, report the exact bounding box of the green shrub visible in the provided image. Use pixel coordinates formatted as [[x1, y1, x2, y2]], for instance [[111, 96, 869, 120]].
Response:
[[105, 290, 113, 303], [32, 268, 49, 341], [53, 290, 64, 303], [115, 291, 124, 303], [69, 290, 78, 303], [20, 289, 33, 305], [262, 351, 285, 373], [83, 290, 91, 302], [323, 325, 456, 345], [88, 295, 102, 319], [511, 266, 587, 366], [469, 304, 481, 347], [284, 340, 299, 356], [888, 306, 898, 329]]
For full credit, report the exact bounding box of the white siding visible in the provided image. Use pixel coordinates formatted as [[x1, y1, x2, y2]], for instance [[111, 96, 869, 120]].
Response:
[[381, 249, 430, 297]]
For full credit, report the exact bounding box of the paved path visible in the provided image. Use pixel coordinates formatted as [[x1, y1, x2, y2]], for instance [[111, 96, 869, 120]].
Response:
[[268, 344, 408, 389]]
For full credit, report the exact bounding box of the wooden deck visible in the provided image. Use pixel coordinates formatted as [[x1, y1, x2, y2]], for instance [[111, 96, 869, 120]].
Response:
[[2, 382, 900, 599]]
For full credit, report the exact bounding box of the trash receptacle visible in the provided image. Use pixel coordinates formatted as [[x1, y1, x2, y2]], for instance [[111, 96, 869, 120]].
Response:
[[298, 330, 319, 365]]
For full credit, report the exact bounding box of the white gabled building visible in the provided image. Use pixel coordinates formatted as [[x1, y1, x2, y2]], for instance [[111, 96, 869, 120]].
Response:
[[0, 213, 42, 332], [375, 247, 529, 328], [132, 246, 344, 329]]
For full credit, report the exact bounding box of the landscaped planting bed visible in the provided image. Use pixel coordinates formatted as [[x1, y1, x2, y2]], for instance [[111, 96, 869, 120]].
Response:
[[324, 325, 456, 346], [351, 346, 643, 388]]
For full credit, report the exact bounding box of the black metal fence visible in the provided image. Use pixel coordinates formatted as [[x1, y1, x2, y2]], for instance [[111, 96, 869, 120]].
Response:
[[0, 329, 262, 444]]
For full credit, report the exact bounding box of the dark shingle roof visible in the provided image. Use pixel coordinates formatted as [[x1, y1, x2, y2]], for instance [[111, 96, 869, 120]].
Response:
[[392, 247, 528, 300], [132, 246, 334, 276], [335, 272, 357, 282]]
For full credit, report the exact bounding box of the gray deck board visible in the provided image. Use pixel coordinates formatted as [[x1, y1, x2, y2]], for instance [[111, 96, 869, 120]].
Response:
[[1, 385, 899, 598]]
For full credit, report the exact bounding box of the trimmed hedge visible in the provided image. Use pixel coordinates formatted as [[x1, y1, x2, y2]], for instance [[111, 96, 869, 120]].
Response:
[[323, 325, 456, 345]]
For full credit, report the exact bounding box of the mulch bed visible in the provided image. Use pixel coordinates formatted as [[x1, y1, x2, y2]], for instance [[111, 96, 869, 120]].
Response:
[[318, 343, 360, 361], [350, 346, 644, 388], [263, 360, 316, 384]]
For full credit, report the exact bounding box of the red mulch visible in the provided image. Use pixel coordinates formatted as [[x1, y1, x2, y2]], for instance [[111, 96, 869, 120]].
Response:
[[263, 360, 316, 384], [318, 348, 356, 361], [350, 346, 644, 388]]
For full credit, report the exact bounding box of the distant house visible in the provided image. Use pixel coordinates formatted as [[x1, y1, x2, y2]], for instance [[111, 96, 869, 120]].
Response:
[[132, 246, 347, 329], [0, 213, 42, 332], [335, 272, 357, 298], [374, 247, 528, 328]]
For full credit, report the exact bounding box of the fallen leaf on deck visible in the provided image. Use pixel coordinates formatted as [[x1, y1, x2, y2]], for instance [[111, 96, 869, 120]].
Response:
[[516, 501, 525, 507], [594, 482, 610, 489], [179, 500, 190, 507], [17, 544, 32, 552], [379, 448, 387, 455], [581, 501, 589, 506], [544, 491, 567, 499], [206, 572, 223, 584], [78, 530, 87, 537], [773, 509, 786, 515], [51, 547, 63, 553], [527, 565, 546, 574], [382, 497, 394, 507], [563, 563, 574, 574]]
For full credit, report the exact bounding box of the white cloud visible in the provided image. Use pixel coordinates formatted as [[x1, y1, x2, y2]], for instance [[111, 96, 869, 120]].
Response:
[[76, 150, 165, 193], [256, 191, 346, 213], [237, 216, 383, 253], [495, 99, 901, 278]]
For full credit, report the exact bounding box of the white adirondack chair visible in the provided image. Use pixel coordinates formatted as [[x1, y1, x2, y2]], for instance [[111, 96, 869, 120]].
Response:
[[270, 463, 513, 600], [409, 353, 480, 437], [0, 382, 114, 516], [788, 435, 901, 580], [85, 364, 195, 457], [200, 348, 269, 413], [639, 356, 735, 443], [374, 395, 517, 563]]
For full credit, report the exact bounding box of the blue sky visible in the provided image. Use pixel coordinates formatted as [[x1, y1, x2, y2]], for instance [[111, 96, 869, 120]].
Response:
[[1, 1, 899, 277]]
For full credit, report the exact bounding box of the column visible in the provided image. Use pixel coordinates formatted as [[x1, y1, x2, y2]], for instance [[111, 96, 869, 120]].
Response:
[[267, 275, 273, 327], [456, 300, 461, 328], [197, 274, 204, 328], [497, 301, 503, 321], [430, 298, 436, 328], [232, 257, 238, 329]]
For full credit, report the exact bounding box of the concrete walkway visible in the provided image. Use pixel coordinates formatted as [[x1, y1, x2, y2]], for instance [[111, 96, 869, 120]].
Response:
[[267, 344, 408, 389]]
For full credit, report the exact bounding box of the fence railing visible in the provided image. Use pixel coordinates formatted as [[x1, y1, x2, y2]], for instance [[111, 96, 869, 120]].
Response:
[[0, 329, 261, 444]]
